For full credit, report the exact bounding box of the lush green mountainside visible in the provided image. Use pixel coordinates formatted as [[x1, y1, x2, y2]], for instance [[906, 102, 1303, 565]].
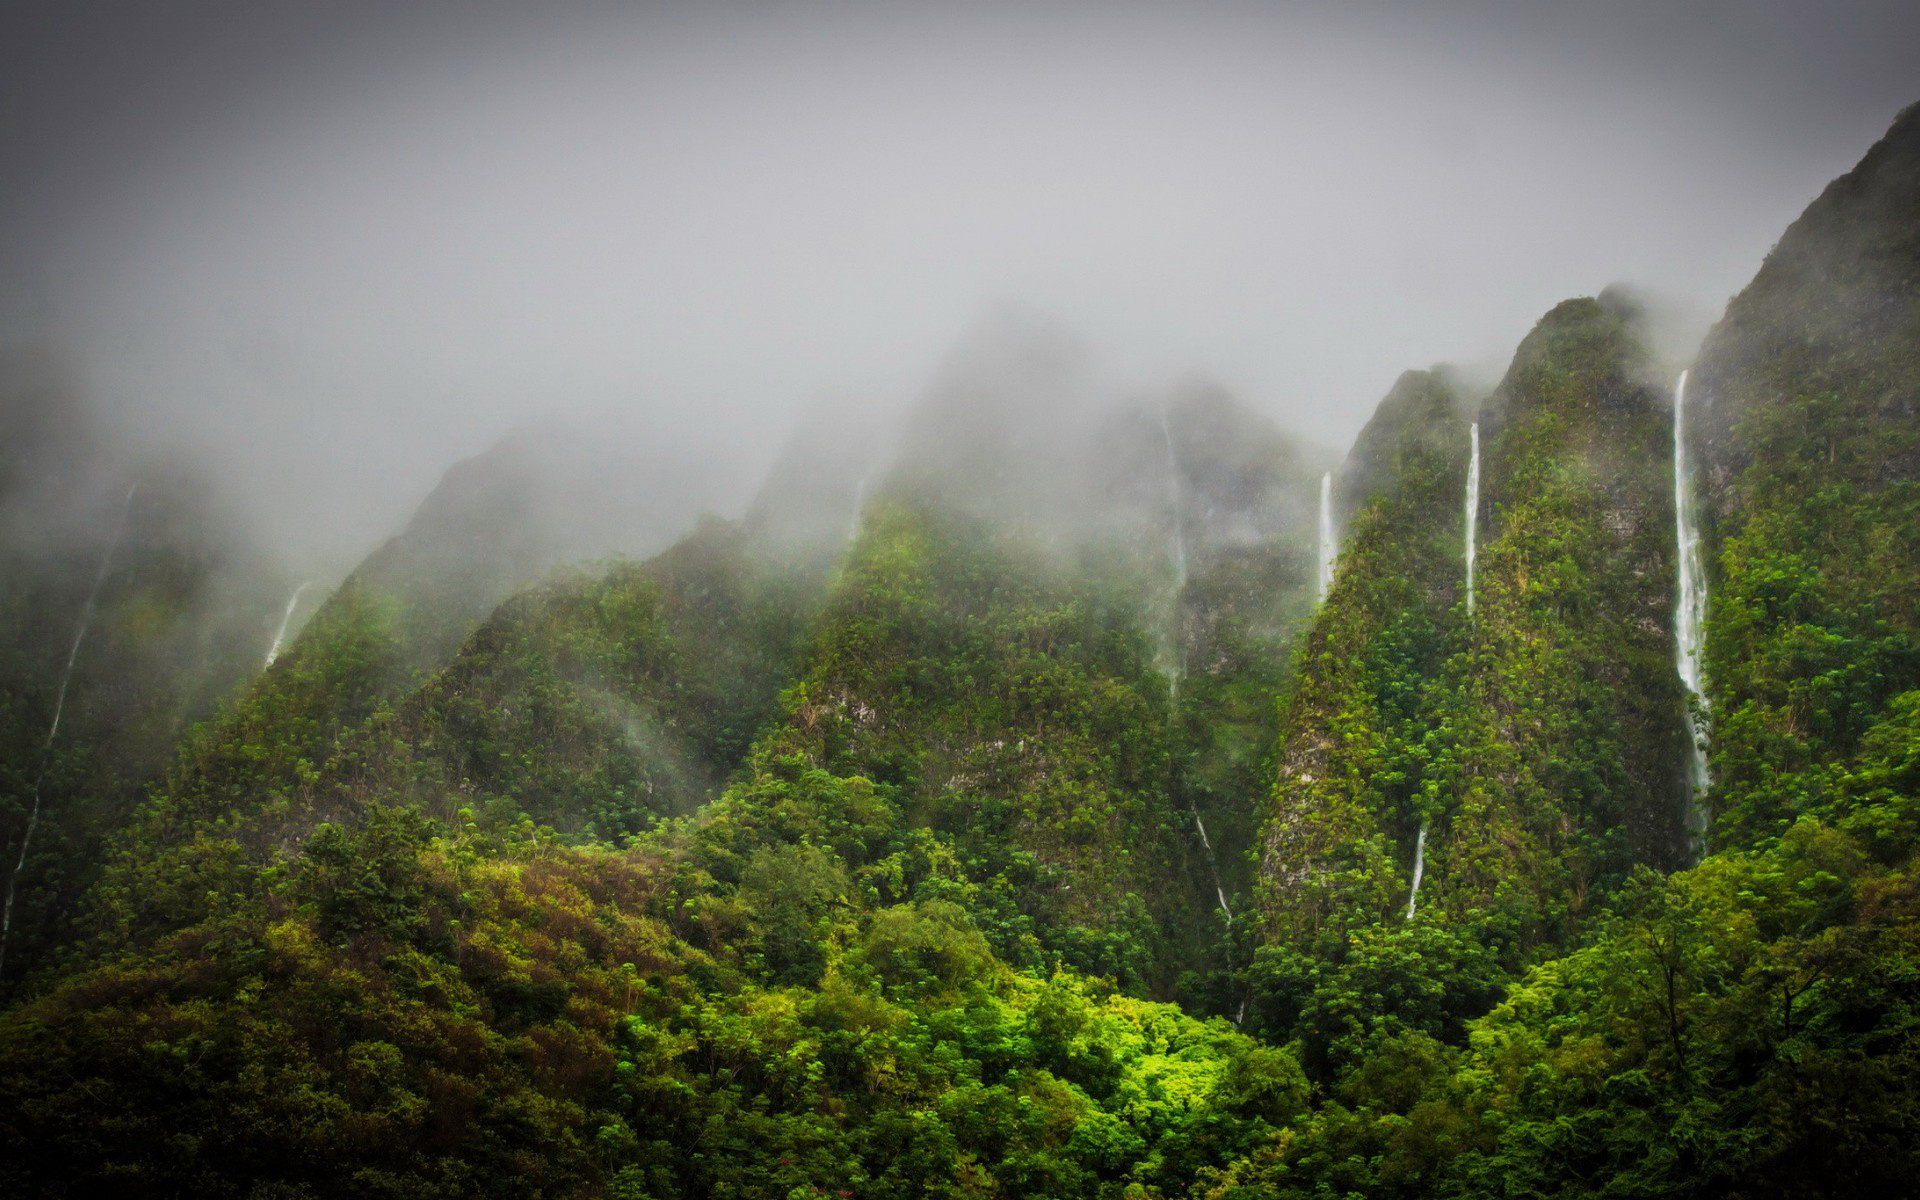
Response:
[[84, 516, 816, 956], [1151, 385, 1325, 910], [1693, 102, 1920, 853], [874, 316, 1331, 934], [1440, 294, 1690, 917], [359, 521, 813, 838], [1208, 108, 1920, 1200], [1258, 368, 1468, 952], [0, 352, 294, 990], [3, 104, 1919, 1200], [692, 495, 1197, 991], [1255, 296, 1686, 1038], [285, 424, 733, 704], [1, 494, 1311, 1198]]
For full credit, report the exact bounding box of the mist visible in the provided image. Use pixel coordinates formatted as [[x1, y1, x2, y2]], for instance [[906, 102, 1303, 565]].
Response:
[[3, 0, 1916, 571]]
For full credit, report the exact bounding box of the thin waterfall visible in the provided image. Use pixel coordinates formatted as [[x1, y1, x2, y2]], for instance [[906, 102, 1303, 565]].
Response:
[[263, 580, 314, 668], [1405, 818, 1429, 919], [1160, 408, 1229, 924], [1158, 407, 1190, 695], [1465, 422, 1481, 615], [1158, 408, 1189, 594], [1672, 370, 1711, 843], [1, 486, 135, 977], [1317, 472, 1335, 601], [847, 466, 877, 543], [1192, 813, 1233, 921]]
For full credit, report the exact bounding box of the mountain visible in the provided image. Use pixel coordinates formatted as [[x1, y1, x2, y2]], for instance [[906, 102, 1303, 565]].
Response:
[[1212, 107, 1920, 1197], [1440, 291, 1691, 916], [1258, 368, 1470, 954], [1260, 292, 1689, 971], [0, 347, 293, 990], [1692, 101, 1920, 854], [3, 103, 1920, 1200]]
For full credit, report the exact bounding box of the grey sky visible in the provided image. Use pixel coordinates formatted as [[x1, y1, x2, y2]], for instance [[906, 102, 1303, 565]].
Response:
[[3, 0, 1915, 567]]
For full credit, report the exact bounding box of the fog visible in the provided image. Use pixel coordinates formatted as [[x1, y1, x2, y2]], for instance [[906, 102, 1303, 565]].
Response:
[[2, 0, 1915, 571]]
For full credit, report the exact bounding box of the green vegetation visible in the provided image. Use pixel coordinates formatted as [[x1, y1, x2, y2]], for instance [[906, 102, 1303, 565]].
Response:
[[1258, 369, 1468, 952], [1697, 104, 1920, 857], [3, 107, 1920, 1200], [703, 494, 1201, 992], [0, 466, 289, 992], [1, 805, 1309, 1199], [81, 518, 816, 959], [1159, 387, 1325, 914], [1438, 295, 1690, 927]]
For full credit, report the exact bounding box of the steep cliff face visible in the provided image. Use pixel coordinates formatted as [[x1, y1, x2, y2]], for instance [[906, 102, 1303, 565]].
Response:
[[1333, 367, 1473, 528], [7, 97, 1920, 1200], [1692, 104, 1920, 853], [858, 318, 1330, 942], [1139, 384, 1326, 910], [724, 497, 1193, 990], [0, 352, 291, 989], [84, 516, 817, 953], [1260, 297, 1690, 955], [1434, 296, 1688, 932], [339, 518, 815, 839], [307, 424, 730, 692], [1694, 103, 1920, 503], [1258, 369, 1468, 947]]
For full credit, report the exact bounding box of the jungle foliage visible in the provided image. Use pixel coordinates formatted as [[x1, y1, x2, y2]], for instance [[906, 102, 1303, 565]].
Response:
[[3, 104, 1920, 1200]]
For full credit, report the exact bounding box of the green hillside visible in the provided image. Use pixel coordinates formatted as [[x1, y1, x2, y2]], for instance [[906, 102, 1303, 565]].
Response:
[[1, 102, 1917, 1200]]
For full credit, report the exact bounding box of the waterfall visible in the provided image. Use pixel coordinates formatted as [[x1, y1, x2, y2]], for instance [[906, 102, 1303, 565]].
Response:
[[1317, 472, 1335, 601], [1, 486, 135, 977], [847, 467, 877, 543], [1673, 370, 1711, 843], [1465, 422, 1481, 615], [1405, 818, 1429, 919], [263, 581, 315, 668], [1160, 408, 1229, 923], [1192, 812, 1233, 921], [1158, 407, 1190, 695], [1158, 408, 1189, 593]]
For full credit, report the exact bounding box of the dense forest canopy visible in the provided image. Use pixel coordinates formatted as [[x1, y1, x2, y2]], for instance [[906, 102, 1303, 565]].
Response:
[[2, 6, 1919, 1195]]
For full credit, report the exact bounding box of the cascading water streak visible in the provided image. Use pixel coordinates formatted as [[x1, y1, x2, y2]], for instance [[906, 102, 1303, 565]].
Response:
[[1317, 472, 1335, 601], [1465, 422, 1481, 615], [1159, 408, 1230, 923], [1, 486, 135, 977], [1405, 819, 1429, 919], [847, 467, 878, 543], [1672, 370, 1711, 842], [1192, 813, 1232, 921], [263, 580, 315, 668], [1158, 409, 1189, 592]]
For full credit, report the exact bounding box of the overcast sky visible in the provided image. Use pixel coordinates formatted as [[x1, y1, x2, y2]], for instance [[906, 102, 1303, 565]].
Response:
[[2, 0, 1915, 566]]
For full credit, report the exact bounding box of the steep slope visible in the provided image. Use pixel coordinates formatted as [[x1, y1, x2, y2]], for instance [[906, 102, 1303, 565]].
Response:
[[740, 402, 893, 572], [18, 88, 1920, 1191], [1249, 299, 1689, 1076], [0, 349, 291, 989], [1692, 101, 1920, 852], [86, 516, 817, 953], [1432, 294, 1690, 934], [335, 518, 817, 839], [77, 426, 744, 940], [864, 315, 1330, 967], [1148, 384, 1326, 910], [693, 496, 1192, 990], [1206, 108, 1920, 1200], [1258, 369, 1469, 949], [304, 423, 732, 690]]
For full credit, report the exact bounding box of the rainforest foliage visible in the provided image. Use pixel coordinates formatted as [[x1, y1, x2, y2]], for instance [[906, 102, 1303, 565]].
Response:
[[3, 107, 1920, 1200]]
